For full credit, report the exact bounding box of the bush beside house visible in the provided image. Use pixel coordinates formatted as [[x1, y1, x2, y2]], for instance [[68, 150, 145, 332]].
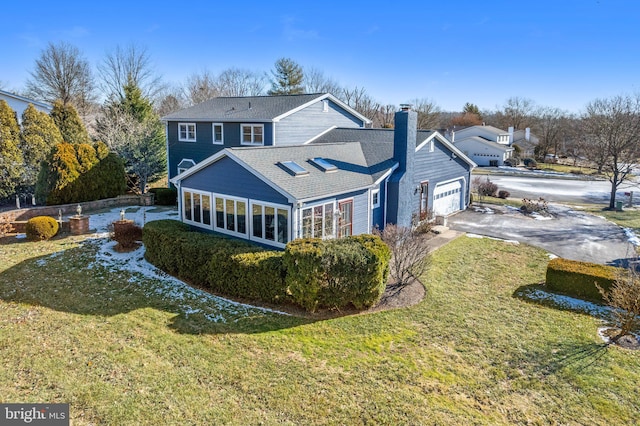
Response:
[[545, 258, 620, 302], [143, 220, 390, 311]]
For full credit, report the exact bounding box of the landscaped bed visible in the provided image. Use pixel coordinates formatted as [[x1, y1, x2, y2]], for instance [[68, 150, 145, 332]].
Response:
[[1, 209, 639, 424]]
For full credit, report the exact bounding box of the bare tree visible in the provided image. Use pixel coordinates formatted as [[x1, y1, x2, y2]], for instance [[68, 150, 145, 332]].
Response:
[[340, 86, 380, 126], [562, 115, 588, 166], [378, 105, 396, 128], [532, 106, 566, 159], [303, 67, 342, 94], [216, 68, 266, 97], [598, 265, 640, 344], [25, 41, 95, 115], [583, 94, 640, 209], [409, 98, 442, 129], [183, 70, 219, 106], [374, 224, 430, 287], [98, 44, 165, 103], [155, 84, 185, 117], [494, 96, 537, 130]]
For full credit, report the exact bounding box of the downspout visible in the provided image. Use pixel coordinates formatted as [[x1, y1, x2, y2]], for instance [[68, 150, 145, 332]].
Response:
[[165, 122, 170, 186]]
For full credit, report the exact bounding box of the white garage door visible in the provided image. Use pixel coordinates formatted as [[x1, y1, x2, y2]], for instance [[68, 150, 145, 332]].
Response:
[[433, 180, 462, 216]]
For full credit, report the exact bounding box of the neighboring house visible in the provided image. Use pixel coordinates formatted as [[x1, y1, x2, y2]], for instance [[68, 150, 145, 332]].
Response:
[[161, 93, 370, 181], [0, 89, 53, 124], [170, 107, 475, 249], [512, 127, 539, 157], [447, 125, 515, 166]]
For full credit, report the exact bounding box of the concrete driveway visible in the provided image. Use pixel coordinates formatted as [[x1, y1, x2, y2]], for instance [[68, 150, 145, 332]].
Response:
[[447, 203, 637, 264]]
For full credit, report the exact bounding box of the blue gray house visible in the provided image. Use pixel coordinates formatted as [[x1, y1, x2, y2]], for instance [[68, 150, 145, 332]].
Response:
[[170, 105, 475, 248], [162, 93, 370, 181]]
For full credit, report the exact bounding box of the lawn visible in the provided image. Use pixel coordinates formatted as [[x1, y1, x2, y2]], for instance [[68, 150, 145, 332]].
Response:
[[1, 228, 639, 424]]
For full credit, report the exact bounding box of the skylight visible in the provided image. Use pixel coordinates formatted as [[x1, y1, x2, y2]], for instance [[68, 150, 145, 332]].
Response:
[[280, 161, 309, 176], [310, 157, 337, 172]]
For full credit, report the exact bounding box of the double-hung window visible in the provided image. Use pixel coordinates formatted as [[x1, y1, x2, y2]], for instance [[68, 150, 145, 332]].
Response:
[[178, 123, 196, 142], [212, 123, 224, 144], [371, 189, 380, 209], [241, 124, 264, 146]]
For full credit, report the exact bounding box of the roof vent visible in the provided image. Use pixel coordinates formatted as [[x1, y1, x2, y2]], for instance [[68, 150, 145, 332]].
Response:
[[309, 157, 337, 172], [280, 161, 309, 176]]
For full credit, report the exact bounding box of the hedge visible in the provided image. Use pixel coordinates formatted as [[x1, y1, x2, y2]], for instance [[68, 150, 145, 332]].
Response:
[[143, 220, 391, 311], [149, 187, 177, 205], [545, 257, 621, 302]]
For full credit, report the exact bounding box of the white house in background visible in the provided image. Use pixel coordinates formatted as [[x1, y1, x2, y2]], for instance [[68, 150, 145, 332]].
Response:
[[0, 89, 53, 124], [512, 127, 539, 157], [446, 124, 522, 166]]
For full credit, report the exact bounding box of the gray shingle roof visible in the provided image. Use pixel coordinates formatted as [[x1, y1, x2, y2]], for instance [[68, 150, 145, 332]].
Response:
[[311, 128, 436, 181], [161, 93, 328, 122], [228, 143, 374, 201]]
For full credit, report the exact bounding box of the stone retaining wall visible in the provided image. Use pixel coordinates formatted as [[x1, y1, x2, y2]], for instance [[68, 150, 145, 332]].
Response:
[[0, 194, 153, 234]]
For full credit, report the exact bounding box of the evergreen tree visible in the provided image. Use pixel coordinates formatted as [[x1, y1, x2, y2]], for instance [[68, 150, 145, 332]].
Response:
[[0, 100, 24, 199], [50, 100, 91, 145], [463, 102, 482, 120], [20, 104, 64, 190], [268, 57, 304, 95], [96, 79, 166, 193]]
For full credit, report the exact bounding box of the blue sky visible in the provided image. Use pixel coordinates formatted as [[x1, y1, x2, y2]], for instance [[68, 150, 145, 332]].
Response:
[[2, 0, 639, 113]]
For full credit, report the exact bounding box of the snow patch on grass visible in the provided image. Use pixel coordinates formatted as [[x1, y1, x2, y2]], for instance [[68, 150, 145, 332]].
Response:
[[466, 234, 520, 245]]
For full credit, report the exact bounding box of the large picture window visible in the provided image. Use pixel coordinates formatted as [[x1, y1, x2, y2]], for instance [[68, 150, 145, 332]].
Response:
[[301, 202, 334, 239], [183, 190, 211, 227], [178, 123, 196, 142], [241, 124, 264, 145], [250, 202, 290, 246]]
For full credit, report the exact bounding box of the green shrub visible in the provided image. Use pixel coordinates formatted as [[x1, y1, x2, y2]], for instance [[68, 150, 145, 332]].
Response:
[[523, 158, 538, 168], [284, 235, 390, 312], [545, 258, 621, 302], [25, 216, 59, 240], [149, 187, 177, 205]]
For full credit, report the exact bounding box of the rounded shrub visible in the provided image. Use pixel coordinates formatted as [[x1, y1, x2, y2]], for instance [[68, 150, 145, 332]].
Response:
[[498, 190, 510, 199], [25, 216, 59, 240]]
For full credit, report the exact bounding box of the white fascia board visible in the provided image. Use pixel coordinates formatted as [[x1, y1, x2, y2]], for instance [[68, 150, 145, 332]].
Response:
[[271, 93, 372, 125], [418, 131, 477, 169], [303, 125, 338, 144], [161, 117, 273, 123], [0, 89, 52, 111], [296, 184, 374, 205], [373, 163, 399, 186]]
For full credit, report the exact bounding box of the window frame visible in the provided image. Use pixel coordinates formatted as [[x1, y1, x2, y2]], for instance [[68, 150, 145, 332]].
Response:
[[213, 193, 248, 238], [178, 123, 197, 142], [338, 199, 353, 237], [371, 188, 380, 209], [212, 123, 224, 145], [182, 189, 213, 229], [249, 201, 291, 248], [300, 201, 335, 240], [241, 123, 264, 146]]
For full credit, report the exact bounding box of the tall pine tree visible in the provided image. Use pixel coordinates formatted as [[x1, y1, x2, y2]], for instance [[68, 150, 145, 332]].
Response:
[[0, 100, 24, 199], [20, 104, 64, 190], [50, 100, 91, 145], [268, 57, 304, 95]]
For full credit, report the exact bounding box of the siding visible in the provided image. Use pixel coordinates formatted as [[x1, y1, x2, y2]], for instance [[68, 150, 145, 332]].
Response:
[[411, 137, 472, 214], [372, 183, 385, 230], [181, 156, 290, 205], [275, 100, 364, 146], [167, 121, 274, 180]]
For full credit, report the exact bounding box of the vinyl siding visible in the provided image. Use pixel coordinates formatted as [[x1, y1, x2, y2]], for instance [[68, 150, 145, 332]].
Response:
[[295, 188, 370, 238], [181, 156, 290, 205], [167, 121, 274, 180], [275, 100, 364, 146], [411, 138, 472, 214]]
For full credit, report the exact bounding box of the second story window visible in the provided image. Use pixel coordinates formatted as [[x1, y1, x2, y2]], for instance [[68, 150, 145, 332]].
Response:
[[241, 124, 264, 146], [178, 123, 196, 142], [213, 123, 224, 144]]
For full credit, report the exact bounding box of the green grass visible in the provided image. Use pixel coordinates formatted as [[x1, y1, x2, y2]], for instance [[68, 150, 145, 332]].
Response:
[[472, 194, 523, 208], [1, 234, 639, 424], [583, 208, 640, 234]]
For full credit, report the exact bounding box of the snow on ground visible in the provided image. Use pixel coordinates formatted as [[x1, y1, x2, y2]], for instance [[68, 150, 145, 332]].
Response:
[[623, 228, 640, 246], [466, 233, 520, 245], [39, 206, 289, 322]]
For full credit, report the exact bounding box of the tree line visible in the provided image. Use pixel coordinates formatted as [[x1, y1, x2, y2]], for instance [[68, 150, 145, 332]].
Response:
[[3, 41, 639, 210]]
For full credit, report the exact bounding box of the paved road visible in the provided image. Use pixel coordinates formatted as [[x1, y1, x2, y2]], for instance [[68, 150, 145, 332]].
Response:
[[481, 174, 640, 206], [448, 204, 636, 264]]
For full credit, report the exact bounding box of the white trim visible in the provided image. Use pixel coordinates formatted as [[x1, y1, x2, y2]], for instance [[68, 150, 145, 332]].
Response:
[[337, 197, 355, 237], [272, 93, 371, 125], [182, 189, 213, 229], [433, 176, 468, 215], [373, 163, 398, 186], [178, 122, 196, 142], [299, 200, 336, 239], [240, 123, 264, 146], [212, 123, 224, 145], [212, 193, 249, 238], [165, 122, 170, 183], [302, 125, 338, 145], [371, 188, 380, 209], [177, 158, 196, 175], [0, 89, 52, 111], [249, 200, 291, 248], [416, 132, 477, 168]]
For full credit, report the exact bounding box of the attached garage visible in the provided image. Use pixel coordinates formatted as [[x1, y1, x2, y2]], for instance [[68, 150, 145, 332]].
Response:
[[433, 179, 464, 216]]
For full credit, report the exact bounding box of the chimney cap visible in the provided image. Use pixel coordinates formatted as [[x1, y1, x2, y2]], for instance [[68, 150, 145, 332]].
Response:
[[399, 103, 412, 111]]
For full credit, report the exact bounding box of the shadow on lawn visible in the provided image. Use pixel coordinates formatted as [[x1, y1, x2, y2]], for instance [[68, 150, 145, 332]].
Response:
[[0, 243, 313, 335]]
